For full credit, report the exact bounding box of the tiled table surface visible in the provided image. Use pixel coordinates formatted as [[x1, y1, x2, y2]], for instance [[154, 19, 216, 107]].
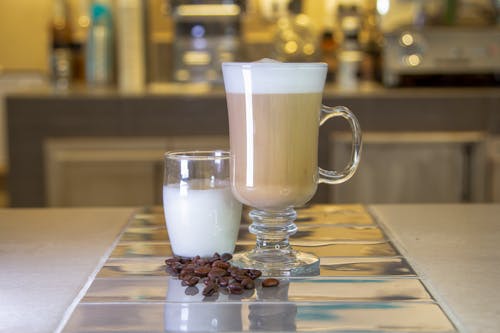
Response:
[[62, 205, 457, 332]]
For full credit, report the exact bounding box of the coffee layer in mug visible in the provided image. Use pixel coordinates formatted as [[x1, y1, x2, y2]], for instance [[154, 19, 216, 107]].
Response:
[[227, 92, 321, 210]]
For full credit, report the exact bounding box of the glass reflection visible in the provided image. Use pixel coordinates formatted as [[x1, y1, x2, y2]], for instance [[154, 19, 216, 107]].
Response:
[[249, 279, 297, 332], [164, 278, 243, 332], [163, 277, 297, 332]]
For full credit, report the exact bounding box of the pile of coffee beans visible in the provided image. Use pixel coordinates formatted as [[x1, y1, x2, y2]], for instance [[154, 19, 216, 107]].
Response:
[[164, 252, 279, 297]]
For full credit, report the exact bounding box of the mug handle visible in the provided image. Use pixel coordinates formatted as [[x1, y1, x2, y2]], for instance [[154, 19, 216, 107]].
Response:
[[318, 105, 362, 184]]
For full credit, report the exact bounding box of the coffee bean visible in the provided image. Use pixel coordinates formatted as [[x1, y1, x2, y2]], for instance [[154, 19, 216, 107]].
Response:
[[179, 271, 193, 281], [246, 269, 262, 280], [165, 257, 180, 266], [220, 253, 233, 262], [241, 278, 255, 290], [165, 261, 183, 275], [165, 265, 178, 276], [212, 260, 230, 270], [208, 267, 227, 279], [209, 253, 221, 263], [229, 268, 244, 278], [163, 253, 267, 297], [217, 276, 231, 288], [194, 266, 211, 277], [194, 258, 208, 266], [232, 272, 248, 282], [262, 278, 280, 288], [184, 276, 200, 287], [184, 286, 199, 296], [227, 282, 244, 295], [202, 281, 218, 297]]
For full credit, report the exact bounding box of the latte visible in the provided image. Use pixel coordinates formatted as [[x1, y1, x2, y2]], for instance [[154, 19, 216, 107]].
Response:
[[227, 92, 322, 209]]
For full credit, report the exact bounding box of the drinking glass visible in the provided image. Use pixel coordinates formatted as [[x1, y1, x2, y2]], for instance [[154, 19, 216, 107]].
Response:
[[163, 150, 242, 258], [222, 61, 362, 276]]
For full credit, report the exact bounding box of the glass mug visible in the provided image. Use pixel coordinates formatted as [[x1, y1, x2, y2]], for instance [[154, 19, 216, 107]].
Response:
[[222, 61, 362, 276]]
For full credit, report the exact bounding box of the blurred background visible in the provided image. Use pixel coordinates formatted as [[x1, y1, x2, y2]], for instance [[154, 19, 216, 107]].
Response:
[[1, 0, 499, 207]]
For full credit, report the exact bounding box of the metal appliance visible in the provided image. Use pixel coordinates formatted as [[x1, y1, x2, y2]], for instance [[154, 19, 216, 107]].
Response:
[[171, 1, 243, 84], [382, 27, 500, 86]]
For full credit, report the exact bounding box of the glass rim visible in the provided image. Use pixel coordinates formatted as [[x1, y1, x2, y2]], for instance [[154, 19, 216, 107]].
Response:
[[165, 150, 230, 161], [222, 62, 327, 69]]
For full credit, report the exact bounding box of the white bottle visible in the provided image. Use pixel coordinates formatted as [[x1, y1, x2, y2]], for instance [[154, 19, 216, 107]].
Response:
[[116, 0, 146, 92]]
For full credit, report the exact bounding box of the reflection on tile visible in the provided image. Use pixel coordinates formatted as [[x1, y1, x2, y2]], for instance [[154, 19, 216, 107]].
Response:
[[119, 224, 385, 245], [299, 204, 368, 214], [110, 243, 253, 259], [62, 205, 458, 333], [239, 225, 385, 242], [97, 259, 166, 278], [295, 213, 375, 225], [120, 226, 168, 242], [237, 242, 400, 258], [133, 205, 372, 226], [63, 302, 455, 333], [83, 277, 256, 303], [288, 277, 430, 302], [293, 242, 399, 257], [83, 278, 168, 303], [62, 304, 165, 333], [240, 204, 373, 226], [296, 206, 374, 225], [82, 277, 431, 303], [129, 215, 165, 228], [111, 243, 172, 258], [99, 256, 412, 278], [320, 257, 415, 277], [293, 302, 455, 332], [109, 241, 399, 259]]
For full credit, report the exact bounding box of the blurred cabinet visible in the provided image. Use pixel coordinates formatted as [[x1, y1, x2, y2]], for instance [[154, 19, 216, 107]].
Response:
[[487, 136, 500, 202], [330, 132, 486, 204], [44, 136, 228, 207]]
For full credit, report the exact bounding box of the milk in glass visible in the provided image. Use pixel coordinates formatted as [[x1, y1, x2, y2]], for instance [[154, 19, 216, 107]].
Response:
[[163, 180, 242, 258]]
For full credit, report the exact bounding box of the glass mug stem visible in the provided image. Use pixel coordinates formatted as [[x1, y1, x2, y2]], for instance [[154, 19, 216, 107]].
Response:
[[249, 208, 297, 252], [319, 105, 362, 184], [237, 207, 320, 276]]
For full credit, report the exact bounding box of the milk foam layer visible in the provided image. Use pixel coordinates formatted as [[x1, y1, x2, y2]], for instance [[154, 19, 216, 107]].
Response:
[[222, 62, 327, 94]]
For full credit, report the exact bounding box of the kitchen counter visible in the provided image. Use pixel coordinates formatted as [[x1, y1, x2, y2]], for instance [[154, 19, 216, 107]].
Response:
[[1, 204, 499, 332], [6, 86, 500, 207], [371, 204, 500, 333], [0, 207, 136, 333]]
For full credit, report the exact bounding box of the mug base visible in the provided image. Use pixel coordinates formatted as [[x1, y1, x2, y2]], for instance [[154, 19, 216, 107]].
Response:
[[231, 249, 320, 277]]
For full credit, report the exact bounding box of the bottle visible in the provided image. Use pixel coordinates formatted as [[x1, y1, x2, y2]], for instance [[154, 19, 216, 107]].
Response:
[[71, 0, 91, 84], [50, 0, 73, 89], [322, 1, 339, 82], [321, 30, 338, 82], [337, 5, 363, 90], [359, 1, 382, 83], [116, 0, 146, 92], [85, 0, 114, 86]]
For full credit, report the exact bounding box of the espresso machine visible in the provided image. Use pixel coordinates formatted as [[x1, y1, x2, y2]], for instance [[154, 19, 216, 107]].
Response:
[[380, 0, 500, 86], [170, 0, 244, 84]]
